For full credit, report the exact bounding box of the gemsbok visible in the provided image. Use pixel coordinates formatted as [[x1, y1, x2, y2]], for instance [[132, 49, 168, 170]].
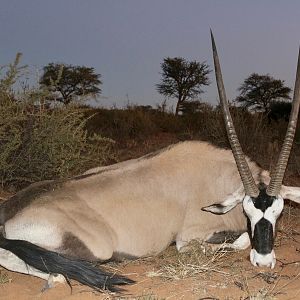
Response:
[[0, 32, 300, 292]]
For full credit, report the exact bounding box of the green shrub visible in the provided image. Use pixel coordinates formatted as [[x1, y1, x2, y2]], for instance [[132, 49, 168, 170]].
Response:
[[0, 97, 116, 188], [0, 56, 116, 189], [85, 106, 184, 141]]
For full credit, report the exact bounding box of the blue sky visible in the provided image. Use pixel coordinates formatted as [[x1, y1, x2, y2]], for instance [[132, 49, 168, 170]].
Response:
[[1, 0, 300, 109]]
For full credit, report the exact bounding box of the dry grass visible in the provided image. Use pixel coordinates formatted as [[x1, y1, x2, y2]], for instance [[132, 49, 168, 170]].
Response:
[[0, 270, 10, 284], [146, 240, 233, 281], [275, 205, 300, 248]]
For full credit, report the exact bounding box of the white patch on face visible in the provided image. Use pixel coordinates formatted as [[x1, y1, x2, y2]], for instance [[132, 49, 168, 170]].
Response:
[[243, 194, 284, 269], [250, 248, 276, 269], [264, 196, 284, 233], [242, 196, 263, 237], [242, 195, 284, 236]]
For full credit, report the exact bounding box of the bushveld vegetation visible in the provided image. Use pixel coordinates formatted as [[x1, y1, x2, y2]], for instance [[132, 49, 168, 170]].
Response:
[[0, 55, 114, 189], [85, 104, 300, 174], [0, 54, 299, 191]]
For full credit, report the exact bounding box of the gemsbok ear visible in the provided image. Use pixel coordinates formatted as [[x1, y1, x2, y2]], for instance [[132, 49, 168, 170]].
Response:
[[201, 186, 245, 215], [280, 185, 300, 204]]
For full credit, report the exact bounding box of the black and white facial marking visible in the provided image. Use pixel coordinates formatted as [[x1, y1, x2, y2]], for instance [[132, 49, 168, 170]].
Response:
[[243, 186, 284, 269]]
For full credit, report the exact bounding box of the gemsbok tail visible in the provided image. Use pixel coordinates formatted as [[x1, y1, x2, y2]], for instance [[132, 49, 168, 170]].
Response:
[[0, 233, 134, 292]]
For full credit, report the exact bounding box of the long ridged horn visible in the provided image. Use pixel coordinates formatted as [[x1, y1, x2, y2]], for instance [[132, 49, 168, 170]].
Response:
[[266, 48, 300, 196], [211, 30, 259, 197]]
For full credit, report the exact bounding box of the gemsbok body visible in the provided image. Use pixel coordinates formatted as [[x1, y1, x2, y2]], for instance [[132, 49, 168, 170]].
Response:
[[1, 32, 300, 292]]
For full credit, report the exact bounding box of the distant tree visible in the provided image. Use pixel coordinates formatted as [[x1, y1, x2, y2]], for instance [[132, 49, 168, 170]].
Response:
[[180, 100, 213, 116], [156, 57, 210, 116], [133, 105, 154, 112], [267, 101, 292, 123], [235, 73, 291, 114], [40, 63, 102, 105]]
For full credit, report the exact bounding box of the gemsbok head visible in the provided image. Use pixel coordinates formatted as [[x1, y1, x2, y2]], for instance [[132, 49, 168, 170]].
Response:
[[204, 31, 300, 268]]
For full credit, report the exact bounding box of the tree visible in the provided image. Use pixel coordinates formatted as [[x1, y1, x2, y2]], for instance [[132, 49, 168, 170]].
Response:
[[180, 100, 213, 116], [268, 101, 292, 123], [40, 63, 102, 105], [235, 73, 291, 114], [156, 57, 210, 115]]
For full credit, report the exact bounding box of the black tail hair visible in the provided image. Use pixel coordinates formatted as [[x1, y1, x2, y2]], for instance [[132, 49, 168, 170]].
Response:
[[0, 234, 134, 292]]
